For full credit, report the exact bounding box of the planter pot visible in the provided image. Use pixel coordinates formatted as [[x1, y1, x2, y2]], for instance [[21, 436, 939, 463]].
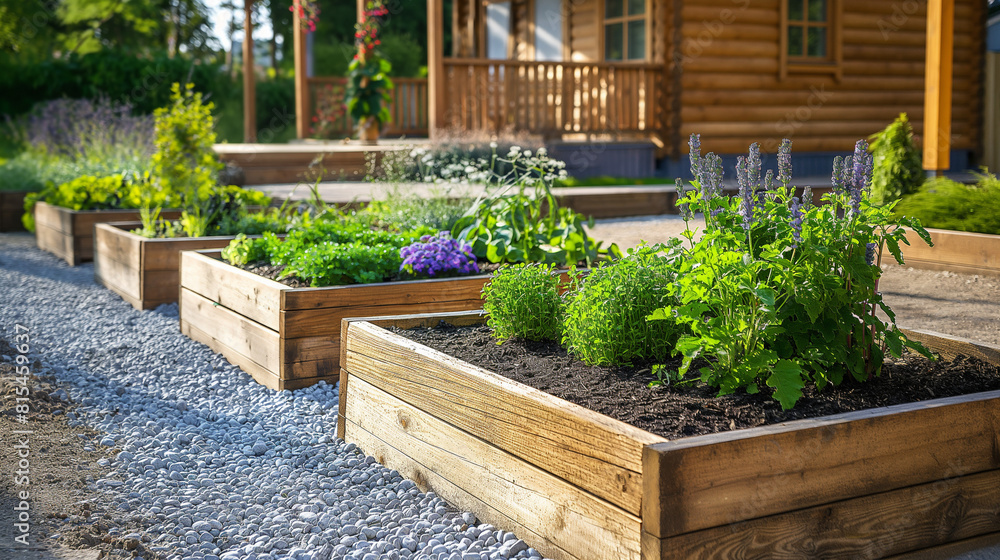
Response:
[[0, 190, 30, 232], [899, 227, 1000, 277], [34, 202, 182, 266], [178, 250, 493, 391], [358, 116, 380, 145], [338, 311, 1000, 560], [94, 222, 250, 310]]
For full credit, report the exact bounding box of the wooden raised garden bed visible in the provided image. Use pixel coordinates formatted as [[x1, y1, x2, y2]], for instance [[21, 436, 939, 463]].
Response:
[[94, 222, 251, 310], [900, 227, 1000, 277], [338, 310, 1000, 560], [0, 190, 30, 232], [178, 250, 492, 391], [34, 202, 181, 266]]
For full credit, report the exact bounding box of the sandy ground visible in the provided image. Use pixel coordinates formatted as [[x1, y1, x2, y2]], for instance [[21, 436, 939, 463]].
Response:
[[588, 215, 1000, 346]]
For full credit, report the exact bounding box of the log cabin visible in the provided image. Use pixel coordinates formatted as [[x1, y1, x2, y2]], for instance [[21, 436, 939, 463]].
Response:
[[291, 0, 988, 178]]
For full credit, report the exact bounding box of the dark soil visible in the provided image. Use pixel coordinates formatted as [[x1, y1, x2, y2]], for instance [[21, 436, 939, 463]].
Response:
[[240, 260, 504, 288], [395, 324, 1000, 440]]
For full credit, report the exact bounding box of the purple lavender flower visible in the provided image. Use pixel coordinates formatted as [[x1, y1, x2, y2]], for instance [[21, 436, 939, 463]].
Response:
[[689, 133, 702, 179], [777, 138, 793, 185], [736, 156, 754, 230], [831, 156, 846, 195], [802, 186, 814, 210], [789, 197, 803, 248], [847, 139, 874, 213], [674, 179, 691, 219], [697, 153, 725, 217], [865, 242, 876, 266], [400, 232, 478, 278], [746, 143, 762, 192]]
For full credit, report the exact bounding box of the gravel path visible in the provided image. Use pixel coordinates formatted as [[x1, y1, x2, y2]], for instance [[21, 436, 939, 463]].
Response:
[[0, 232, 545, 560]]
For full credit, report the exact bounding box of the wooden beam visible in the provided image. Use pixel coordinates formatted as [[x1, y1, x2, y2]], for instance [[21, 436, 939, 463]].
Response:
[[293, 3, 308, 139], [243, 0, 257, 143], [922, 0, 954, 173], [358, 0, 366, 23], [428, 0, 446, 139]]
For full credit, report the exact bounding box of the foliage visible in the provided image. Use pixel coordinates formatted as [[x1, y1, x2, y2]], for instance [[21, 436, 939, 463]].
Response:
[[894, 172, 1000, 235], [646, 136, 932, 409], [399, 232, 479, 279], [451, 146, 619, 267], [868, 113, 924, 206], [310, 83, 347, 139], [290, 0, 321, 33], [221, 220, 436, 287], [150, 83, 224, 237], [563, 244, 682, 366], [132, 185, 274, 238], [406, 128, 546, 184], [481, 264, 564, 343], [345, 2, 394, 128], [22, 172, 168, 230]]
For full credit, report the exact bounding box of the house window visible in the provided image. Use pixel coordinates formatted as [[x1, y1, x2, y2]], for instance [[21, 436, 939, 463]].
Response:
[[486, 1, 512, 60], [786, 0, 829, 59], [604, 0, 646, 61], [534, 0, 564, 61]]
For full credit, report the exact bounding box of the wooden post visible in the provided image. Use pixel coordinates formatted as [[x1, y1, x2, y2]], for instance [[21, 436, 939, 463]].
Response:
[[427, 0, 446, 139], [358, 0, 366, 23], [922, 0, 954, 174], [243, 0, 257, 143], [293, 3, 308, 139]]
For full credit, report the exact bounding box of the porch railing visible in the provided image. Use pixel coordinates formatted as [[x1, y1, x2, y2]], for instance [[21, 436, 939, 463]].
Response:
[[441, 59, 664, 137], [305, 76, 429, 138]]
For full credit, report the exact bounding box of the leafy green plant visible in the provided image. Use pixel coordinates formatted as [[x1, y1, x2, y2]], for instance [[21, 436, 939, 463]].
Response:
[[149, 83, 224, 237], [893, 172, 1000, 235], [451, 146, 619, 266], [481, 264, 564, 343], [345, 2, 393, 131], [22, 172, 167, 231], [647, 136, 932, 409], [868, 113, 924, 206], [562, 244, 682, 366]]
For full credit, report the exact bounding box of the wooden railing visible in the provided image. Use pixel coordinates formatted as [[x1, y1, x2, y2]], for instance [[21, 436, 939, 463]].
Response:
[[441, 59, 664, 137], [305, 76, 429, 138]]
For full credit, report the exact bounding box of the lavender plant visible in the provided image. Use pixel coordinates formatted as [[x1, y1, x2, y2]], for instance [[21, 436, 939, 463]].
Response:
[[648, 136, 933, 409], [399, 232, 479, 279]]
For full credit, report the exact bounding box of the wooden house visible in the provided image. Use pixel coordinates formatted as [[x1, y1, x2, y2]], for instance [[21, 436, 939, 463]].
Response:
[[291, 0, 987, 177]]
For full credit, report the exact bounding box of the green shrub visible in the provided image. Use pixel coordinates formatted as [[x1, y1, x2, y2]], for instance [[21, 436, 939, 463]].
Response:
[[894, 173, 1000, 235], [563, 244, 681, 366], [22, 173, 168, 231], [868, 113, 924, 206], [482, 264, 564, 343]]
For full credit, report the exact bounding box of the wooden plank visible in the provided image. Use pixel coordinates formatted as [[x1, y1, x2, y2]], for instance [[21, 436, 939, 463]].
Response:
[[94, 223, 142, 269], [179, 287, 282, 375], [141, 271, 182, 307], [643, 388, 1000, 538], [643, 469, 1000, 559], [923, 0, 954, 171], [899, 228, 1000, 277], [281, 274, 491, 311], [94, 254, 142, 308], [900, 328, 1000, 364], [344, 374, 642, 560], [281, 337, 340, 380], [282, 298, 484, 338], [34, 221, 74, 265], [181, 319, 280, 391], [179, 250, 285, 330], [343, 321, 666, 515], [885, 532, 1000, 560]]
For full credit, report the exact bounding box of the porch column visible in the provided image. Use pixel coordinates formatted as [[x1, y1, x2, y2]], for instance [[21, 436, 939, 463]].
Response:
[[293, 4, 308, 139], [243, 0, 257, 142], [427, 0, 446, 139], [358, 0, 366, 23], [923, 0, 954, 175]]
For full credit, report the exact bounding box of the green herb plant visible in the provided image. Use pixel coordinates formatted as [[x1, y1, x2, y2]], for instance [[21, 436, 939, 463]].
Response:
[[894, 172, 1000, 235], [868, 113, 924, 206], [22, 172, 167, 231], [563, 243, 682, 366], [647, 136, 933, 409], [481, 264, 565, 343], [451, 146, 619, 266]]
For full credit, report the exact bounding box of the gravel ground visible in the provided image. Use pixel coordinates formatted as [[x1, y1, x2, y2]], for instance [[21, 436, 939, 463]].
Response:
[[0, 231, 546, 560]]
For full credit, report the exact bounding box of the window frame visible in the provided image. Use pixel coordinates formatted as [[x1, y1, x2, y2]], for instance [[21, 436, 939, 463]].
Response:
[[780, 0, 842, 80], [599, 0, 652, 63]]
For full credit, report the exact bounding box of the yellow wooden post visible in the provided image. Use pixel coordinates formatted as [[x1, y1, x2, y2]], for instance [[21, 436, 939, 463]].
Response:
[[922, 0, 954, 174], [293, 4, 308, 139], [427, 0, 446, 139], [358, 0, 366, 23], [243, 0, 257, 143]]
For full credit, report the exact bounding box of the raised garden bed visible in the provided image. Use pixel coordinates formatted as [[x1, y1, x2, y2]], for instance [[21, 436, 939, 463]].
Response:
[[34, 202, 182, 266], [0, 190, 30, 232], [178, 250, 493, 391], [94, 222, 251, 310], [338, 310, 1000, 560], [900, 227, 1000, 277]]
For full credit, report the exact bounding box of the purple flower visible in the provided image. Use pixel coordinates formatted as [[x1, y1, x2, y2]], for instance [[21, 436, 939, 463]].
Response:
[[848, 140, 873, 213], [400, 232, 478, 278], [831, 156, 846, 195], [674, 179, 691, 219], [802, 186, 813, 210], [790, 197, 803, 248], [777, 138, 793, 185], [736, 156, 754, 230], [746, 143, 762, 193], [865, 242, 876, 266], [689, 133, 702, 179]]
